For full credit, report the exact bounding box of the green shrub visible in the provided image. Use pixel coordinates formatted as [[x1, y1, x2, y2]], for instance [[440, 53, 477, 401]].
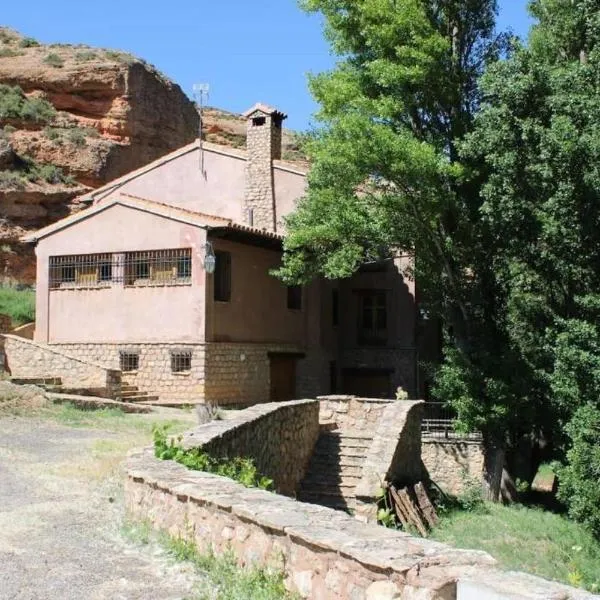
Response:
[[2, 124, 16, 135], [19, 37, 39, 48], [0, 48, 22, 58], [43, 126, 61, 141], [0, 287, 35, 325], [75, 50, 97, 62], [0, 84, 56, 123], [66, 128, 87, 146], [0, 170, 24, 190], [556, 404, 600, 538], [153, 425, 274, 490], [43, 53, 64, 68]]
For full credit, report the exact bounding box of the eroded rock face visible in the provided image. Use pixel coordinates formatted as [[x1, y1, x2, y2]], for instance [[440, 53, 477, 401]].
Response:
[[0, 27, 199, 283]]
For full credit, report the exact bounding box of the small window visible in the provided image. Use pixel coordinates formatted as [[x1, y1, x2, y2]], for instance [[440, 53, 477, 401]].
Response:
[[124, 249, 192, 286], [287, 285, 302, 310], [49, 253, 112, 289], [171, 350, 192, 373], [332, 289, 339, 326], [357, 290, 387, 346], [120, 351, 139, 372], [252, 116, 266, 127], [214, 251, 231, 302]]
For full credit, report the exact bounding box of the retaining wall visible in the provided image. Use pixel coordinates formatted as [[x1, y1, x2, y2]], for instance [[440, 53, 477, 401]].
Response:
[[180, 399, 320, 496], [125, 450, 597, 600], [3, 335, 121, 397], [421, 439, 485, 496]]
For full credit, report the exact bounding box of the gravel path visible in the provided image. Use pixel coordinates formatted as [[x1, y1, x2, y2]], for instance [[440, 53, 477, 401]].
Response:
[[0, 413, 205, 600]]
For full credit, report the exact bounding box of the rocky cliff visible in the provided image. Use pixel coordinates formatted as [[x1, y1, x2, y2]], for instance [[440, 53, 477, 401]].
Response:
[[0, 27, 199, 283]]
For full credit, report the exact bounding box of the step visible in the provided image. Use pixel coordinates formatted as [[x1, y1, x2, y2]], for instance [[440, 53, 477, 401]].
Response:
[[118, 394, 159, 403], [311, 448, 369, 461], [120, 390, 146, 398], [300, 474, 361, 488], [309, 455, 365, 468], [297, 492, 355, 511], [120, 385, 138, 392], [11, 377, 62, 386], [298, 481, 357, 495], [304, 465, 363, 479]]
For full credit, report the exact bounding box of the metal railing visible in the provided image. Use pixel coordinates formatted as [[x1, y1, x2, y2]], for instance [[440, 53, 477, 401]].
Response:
[[421, 402, 482, 440]]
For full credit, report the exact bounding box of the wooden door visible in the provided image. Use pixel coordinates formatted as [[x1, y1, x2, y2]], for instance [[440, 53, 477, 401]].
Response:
[[269, 355, 297, 401]]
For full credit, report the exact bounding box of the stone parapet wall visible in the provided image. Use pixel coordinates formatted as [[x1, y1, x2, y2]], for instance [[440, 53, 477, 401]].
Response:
[[3, 335, 121, 397], [204, 343, 302, 407], [318, 395, 392, 435], [181, 399, 319, 496], [126, 449, 596, 600], [55, 342, 205, 402], [421, 439, 485, 496]]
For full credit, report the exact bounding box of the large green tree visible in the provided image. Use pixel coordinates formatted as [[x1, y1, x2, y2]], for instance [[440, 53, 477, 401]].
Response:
[[463, 0, 600, 524], [279, 0, 520, 494]]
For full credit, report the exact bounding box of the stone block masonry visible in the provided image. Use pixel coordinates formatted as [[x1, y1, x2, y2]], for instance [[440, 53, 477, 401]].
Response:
[[126, 446, 597, 600], [3, 334, 121, 397], [54, 342, 205, 403], [180, 399, 320, 496], [421, 439, 485, 497]]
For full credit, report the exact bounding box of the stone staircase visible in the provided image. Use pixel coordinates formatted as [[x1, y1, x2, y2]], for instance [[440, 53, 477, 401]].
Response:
[[297, 428, 373, 512], [116, 382, 159, 404], [10, 376, 63, 393]]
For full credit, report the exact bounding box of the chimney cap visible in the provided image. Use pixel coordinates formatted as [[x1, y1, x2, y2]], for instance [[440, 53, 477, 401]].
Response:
[[243, 102, 287, 121]]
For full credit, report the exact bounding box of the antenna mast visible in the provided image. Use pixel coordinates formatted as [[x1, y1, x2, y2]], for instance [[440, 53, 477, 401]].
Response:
[[192, 83, 210, 173]]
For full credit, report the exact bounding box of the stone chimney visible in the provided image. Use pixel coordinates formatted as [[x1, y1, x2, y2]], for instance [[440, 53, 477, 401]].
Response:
[[242, 103, 287, 232]]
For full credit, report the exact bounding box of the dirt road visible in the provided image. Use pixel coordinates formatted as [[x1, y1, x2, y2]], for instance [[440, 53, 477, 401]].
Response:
[[0, 408, 205, 600]]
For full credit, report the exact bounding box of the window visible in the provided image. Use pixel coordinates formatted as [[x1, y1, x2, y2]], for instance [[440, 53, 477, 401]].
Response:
[[332, 289, 339, 326], [171, 350, 192, 373], [124, 249, 192, 286], [49, 254, 113, 289], [287, 285, 302, 310], [252, 116, 266, 127], [357, 290, 387, 346], [214, 251, 231, 302], [119, 351, 139, 372]]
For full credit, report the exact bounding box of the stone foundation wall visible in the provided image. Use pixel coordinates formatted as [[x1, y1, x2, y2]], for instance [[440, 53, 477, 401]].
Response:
[[204, 343, 302, 407], [3, 335, 121, 397], [54, 342, 205, 402], [180, 399, 319, 496], [318, 395, 392, 435], [421, 439, 485, 496]]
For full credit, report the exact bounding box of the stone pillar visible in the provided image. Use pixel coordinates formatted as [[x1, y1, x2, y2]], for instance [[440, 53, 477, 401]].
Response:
[[242, 103, 287, 232]]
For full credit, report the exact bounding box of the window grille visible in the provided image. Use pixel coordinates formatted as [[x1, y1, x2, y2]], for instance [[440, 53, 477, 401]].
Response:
[[49, 249, 192, 290], [49, 254, 113, 289], [171, 350, 192, 373], [119, 351, 139, 372], [214, 251, 231, 302], [124, 249, 192, 286], [287, 285, 302, 310], [357, 290, 387, 346]]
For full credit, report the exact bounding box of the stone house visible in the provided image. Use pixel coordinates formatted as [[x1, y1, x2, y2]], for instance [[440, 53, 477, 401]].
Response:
[[7, 103, 432, 405]]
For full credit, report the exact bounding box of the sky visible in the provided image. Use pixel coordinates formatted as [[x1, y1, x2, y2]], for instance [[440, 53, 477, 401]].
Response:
[[3, 1, 534, 130]]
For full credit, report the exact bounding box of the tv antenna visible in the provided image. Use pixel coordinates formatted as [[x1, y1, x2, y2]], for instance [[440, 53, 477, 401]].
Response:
[[193, 83, 210, 173]]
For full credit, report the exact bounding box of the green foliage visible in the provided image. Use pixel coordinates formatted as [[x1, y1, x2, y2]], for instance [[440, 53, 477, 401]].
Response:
[[19, 37, 39, 48], [66, 128, 87, 146], [153, 425, 274, 491], [75, 50, 97, 62], [0, 85, 56, 123], [0, 286, 35, 326], [104, 50, 136, 65], [432, 502, 600, 592], [555, 405, 600, 538], [0, 48, 23, 58], [43, 53, 64, 68]]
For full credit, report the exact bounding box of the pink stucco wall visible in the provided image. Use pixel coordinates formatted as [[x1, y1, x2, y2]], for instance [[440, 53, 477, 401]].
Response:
[[206, 238, 306, 345], [96, 147, 247, 222], [35, 203, 207, 344], [273, 166, 307, 232]]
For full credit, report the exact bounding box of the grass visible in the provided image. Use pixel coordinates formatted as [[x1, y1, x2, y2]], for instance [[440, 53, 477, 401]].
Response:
[[0, 84, 56, 122], [43, 53, 64, 68], [431, 502, 600, 592], [123, 521, 297, 600], [0, 286, 35, 326]]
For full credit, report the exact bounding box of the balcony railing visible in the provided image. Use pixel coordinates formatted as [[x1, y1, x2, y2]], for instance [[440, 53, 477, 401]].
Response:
[[421, 402, 482, 441]]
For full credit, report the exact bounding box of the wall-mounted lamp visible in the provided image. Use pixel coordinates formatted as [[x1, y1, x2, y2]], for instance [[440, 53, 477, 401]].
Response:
[[204, 241, 216, 274]]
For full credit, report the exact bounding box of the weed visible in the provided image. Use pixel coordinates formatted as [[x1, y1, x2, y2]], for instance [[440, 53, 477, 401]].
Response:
[[0, 286, 35, 325], [19, 37, 39, 48], [67, 128, 87, 146], [75, 50, 97, 62], [153, 425, 274, 491], [0, 84, 56, 123], [43, 53, 64, 68]]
